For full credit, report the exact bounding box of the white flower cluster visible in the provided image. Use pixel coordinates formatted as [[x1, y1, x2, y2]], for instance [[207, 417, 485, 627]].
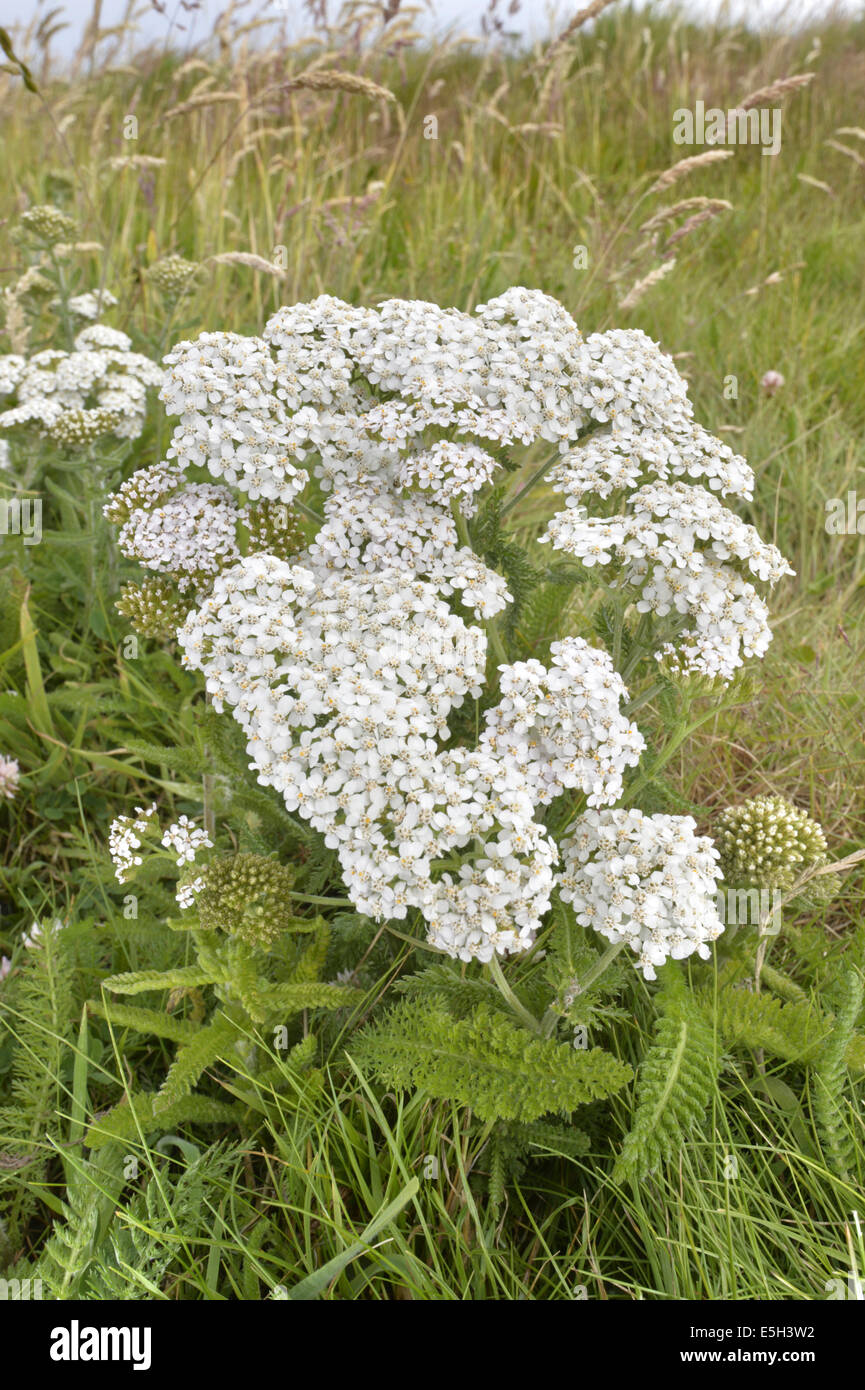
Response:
[[109, 804, 211, 905], [161, 331, 312, 503], [479, 638, 644, 807], [65, 290, 119, 321], [108, 803, 158, 883], [178, 554, 556, 960], [161, 815, 213, 866], [105, 289, 790, 967], [0, 325, 162, 446], [559, 809, 724, 980], [117, 482, 246, 591], [396, 440, 500, 517], [540, 334, 793, 681], [543, 479, 793, 680]]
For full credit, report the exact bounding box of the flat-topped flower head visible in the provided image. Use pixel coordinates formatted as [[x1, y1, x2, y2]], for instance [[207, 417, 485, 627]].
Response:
[[0, 327, 162, 447], [559, 808, 723, 979], [103, 288, 788, 962]]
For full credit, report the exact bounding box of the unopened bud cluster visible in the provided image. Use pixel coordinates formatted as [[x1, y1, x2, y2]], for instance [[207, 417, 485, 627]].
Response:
[[192, 853, 297, 946], [716, 795, 829, 891], [146, 254, 201, 303], [116, 576, 190, 639], [14, 204, 77, 247]]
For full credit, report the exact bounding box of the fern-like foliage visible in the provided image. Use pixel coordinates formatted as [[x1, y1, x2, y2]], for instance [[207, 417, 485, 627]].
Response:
[[701, 984, 830, 1062], [94, 907, 357, 1123], [88, 999, 199, 1044], [354, 997, 632, 1123], [122, 738, 210, 779], [155, 1010, 244, 1111], [472, 488, 543, 635], [85, 1092, 245, 1150], [487, 1119, 591, 1216], [103, 964, 224, 995], [83, 1145, 239, 1299], [34, 1148, 126, 1300], [511, 571, 592, 662], [396, 960, 547, 1021], [614, 967, 720, 1184], [0, 925, 74, 1253], [812, 965, 864, 1179]]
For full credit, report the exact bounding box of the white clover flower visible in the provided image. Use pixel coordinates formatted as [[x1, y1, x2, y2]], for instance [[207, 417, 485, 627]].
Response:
[[761, 370, 785, 397], [0, 756, 20, 800], [559, 809, 724, 980], [0, 955, 10, 981]]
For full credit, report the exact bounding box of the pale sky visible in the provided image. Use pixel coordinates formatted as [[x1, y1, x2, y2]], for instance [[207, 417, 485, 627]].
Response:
[[10, 0, 865, 63]]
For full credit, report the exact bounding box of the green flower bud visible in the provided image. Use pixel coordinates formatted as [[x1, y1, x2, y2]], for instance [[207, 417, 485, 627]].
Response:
[[116, 577, 189, 639], [716, 795, 829, 891], [194, 853, 297, 947], [15, 204, 77, 247], [146, 254, 200, 303], [245, 500, 305, 561]]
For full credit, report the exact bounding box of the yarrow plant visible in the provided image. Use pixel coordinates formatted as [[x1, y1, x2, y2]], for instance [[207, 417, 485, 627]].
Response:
[[0, 206, 162, 453], [0, 323, 161, 447], [105, 287, 795, 980]]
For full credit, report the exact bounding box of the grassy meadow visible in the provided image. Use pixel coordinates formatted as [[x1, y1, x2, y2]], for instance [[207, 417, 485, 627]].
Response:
[[0, 0, 864, 1302]]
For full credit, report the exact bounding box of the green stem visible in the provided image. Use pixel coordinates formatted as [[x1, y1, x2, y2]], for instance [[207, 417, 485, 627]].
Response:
[[383, 924, 451, 954], [539, 940, 626, 1037], [501, 451, 560, 517], [624, 680, 667, 717], [451, 500, 473, 550], [293, 496, 325, 526], [617, 706, 720, 810], [48, 248, 75, 351], [485, 617, 509, 668], [579, 939, 626, 992], [501, 422, 605, 518], [287, 892, 355, 908], [612, 600, 625, 670], [488, 953, 543, 1035]]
